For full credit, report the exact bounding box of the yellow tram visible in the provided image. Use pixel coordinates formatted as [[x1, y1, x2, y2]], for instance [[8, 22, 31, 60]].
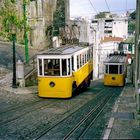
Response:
[[104, 53, 127, 86], [37, 45, 93, 98]]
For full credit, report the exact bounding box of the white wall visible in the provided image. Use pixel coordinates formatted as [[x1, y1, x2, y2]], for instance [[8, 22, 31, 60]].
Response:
[[92, 17, 128, 39], [112, 19, 128, 38]]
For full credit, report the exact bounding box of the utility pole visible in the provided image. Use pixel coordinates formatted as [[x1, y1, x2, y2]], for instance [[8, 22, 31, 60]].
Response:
[[135, 0, 140, 111], [23, 0, 29, 63]]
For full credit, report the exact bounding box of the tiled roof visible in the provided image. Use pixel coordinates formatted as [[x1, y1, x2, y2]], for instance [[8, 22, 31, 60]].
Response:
[[101, 37, 124, 43]]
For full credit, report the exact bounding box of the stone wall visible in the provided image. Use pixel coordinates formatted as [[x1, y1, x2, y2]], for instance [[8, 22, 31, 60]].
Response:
[[27, 0, 57, 49]]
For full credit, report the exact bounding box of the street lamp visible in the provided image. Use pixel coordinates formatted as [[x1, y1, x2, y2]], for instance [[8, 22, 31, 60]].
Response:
[[11, 25, 17, 88]]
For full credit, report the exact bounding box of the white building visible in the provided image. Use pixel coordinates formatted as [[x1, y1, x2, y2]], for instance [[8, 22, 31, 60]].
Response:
[[92, 17, 128, 39]]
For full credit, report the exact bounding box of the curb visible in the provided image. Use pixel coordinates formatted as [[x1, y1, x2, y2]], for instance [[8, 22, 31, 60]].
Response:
[[103, 87, 125, 139]]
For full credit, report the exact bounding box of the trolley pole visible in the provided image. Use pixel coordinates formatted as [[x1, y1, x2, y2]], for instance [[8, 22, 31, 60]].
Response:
[[135, 0, 140, 111], [23, 0, 29, 63]]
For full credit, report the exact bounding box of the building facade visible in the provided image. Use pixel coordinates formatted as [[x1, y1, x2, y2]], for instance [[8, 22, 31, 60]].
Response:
[[92, 17, 128, 39]]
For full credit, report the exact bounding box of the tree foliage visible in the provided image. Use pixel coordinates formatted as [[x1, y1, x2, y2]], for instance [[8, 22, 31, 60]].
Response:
[[128, 11, 136, 33], [0, 0, 24, 40], [53, 0, 65, 36], [129, 11, 136, 20], [95, 12, 112, 19]]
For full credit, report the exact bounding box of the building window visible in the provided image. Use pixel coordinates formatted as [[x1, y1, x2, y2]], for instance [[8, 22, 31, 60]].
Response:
[[104, 30, 112, 34]]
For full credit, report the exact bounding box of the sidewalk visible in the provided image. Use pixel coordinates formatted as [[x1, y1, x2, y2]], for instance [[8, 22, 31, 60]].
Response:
[[104, 84, 140, 139]]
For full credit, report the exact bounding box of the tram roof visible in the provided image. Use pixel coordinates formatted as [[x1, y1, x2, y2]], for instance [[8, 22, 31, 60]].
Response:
[[104, 54, 127, 64], [38, 45, 88, 55]]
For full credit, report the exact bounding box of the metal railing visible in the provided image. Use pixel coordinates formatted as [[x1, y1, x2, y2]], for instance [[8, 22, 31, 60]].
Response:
[[24, 54, 37, 79]]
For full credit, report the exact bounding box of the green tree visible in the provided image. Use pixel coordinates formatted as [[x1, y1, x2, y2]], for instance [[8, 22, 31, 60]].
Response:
[[128, 11, 136, 33], [0, 0, 24, 40], [53, 0, 65, 36], [130, 11, 136, 20]]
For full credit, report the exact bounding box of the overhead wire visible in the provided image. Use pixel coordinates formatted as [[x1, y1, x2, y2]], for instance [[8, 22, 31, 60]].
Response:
[[88, 0, 98, 15], [71, 0, 135, 17], [126, 0, 128, 12], [70, 8, 135, 17], [104, 0, 110, 12]]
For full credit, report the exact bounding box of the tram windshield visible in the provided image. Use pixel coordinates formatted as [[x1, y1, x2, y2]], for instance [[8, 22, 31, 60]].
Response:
[[105, 64, 124, 74], [38, 58, 71, 76], [109, 65, 118, 74]]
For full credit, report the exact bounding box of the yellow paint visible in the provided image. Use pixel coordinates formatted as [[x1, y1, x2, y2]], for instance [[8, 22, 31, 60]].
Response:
[[73, 62, 93, 86], [38, 77, 73, 98], [104, 74, 125, 86]]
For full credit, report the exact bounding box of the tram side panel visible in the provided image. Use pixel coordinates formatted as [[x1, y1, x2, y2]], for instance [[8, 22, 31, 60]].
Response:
[[73, 61, 93, 88]]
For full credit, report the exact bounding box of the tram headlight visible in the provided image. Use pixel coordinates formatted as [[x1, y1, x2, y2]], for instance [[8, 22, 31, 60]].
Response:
[[49, 81, 55, 87]]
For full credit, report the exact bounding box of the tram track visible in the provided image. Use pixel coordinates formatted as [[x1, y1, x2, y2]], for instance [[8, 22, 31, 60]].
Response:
[[30, 88, 112, 140], [0, 87, 106, 139], [0, 99, 63, 126], [63, 93, 114, 140], [0, 84, 123, 140], [0, 99, 43, 114], [30, 87, 122, 140]]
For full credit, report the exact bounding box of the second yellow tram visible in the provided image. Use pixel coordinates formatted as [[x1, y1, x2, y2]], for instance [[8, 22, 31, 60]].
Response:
[[104, 53, 127, 86], [37, 45, 93, 98]]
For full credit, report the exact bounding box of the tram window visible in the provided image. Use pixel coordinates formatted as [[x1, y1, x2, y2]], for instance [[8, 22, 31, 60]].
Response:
[[62, 59, 67, 76], [44, 59, 60, 76], [39, 59, 42, 75], [109, 65, 118, 74], [87, 50, 90, 61], [82, 53, 85, 65], [119, 65, 123, 74], [68, 58, 71, 75], [72, 56, 74, 71], [80, 54, 82, 67], [44, 59, 49, 75], [85, 52, 87, 63], [105, 65, 108, 73], [77, 55, 79, 69]]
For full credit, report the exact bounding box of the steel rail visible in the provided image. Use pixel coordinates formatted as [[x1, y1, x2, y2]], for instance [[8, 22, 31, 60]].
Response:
[[32, 88, 108, 140], [63, 93, 114, 140], [0, 100, 57, 126]]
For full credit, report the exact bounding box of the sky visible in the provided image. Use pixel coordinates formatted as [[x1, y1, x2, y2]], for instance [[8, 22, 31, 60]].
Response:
[[70, 0, 136, 18]]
